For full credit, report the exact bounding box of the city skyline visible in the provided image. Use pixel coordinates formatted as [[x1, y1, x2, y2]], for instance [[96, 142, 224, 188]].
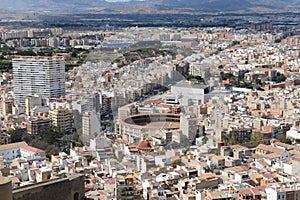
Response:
[[1, 1, 300, 200]]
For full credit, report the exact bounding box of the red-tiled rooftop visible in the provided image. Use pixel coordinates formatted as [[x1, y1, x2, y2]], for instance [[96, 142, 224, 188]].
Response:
[[137, 140, 152, 149], [239, 188, 261, 196], [199, 173, 216, 180], [20, 145, 45, 153], [144, 98, 164, 105], [0, 142, 28, 151], [199, 162, 208, 167], [175, 169, 186, 175], [103, 178, 116, 184], [225, 166, 249, 172], [262, 173, 277, 179]]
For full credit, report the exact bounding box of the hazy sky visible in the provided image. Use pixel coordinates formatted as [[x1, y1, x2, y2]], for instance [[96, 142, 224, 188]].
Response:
[[106, 0, 145, 1]]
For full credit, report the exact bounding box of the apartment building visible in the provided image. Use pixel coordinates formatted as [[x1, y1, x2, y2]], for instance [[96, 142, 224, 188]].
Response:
[[49, 108, 73, 133], [13, 56, 65, 106]]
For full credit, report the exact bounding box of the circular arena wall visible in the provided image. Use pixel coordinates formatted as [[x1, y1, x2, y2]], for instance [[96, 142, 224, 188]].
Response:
[[118, 113, 181, 142], [121, 113, 181, 130]]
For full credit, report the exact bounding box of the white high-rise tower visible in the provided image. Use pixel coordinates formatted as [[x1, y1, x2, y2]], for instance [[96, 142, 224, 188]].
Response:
[[13, 56, 65, 106]]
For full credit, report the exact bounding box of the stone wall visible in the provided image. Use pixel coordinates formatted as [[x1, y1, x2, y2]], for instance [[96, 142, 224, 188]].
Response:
[[13, 174, 84, 200], [0, 177, 12, 200]]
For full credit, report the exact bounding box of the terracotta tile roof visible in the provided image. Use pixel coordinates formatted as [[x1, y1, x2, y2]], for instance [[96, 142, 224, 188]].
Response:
[[263, 153, 280, 159], [20, 145, 45, 153], [144, 98, 164, 105], [199, 162, 208, 167], [175, 169, 186, 175], [262, 173, 277, 179], [239, 189, 253, 195], [104, 178, 115, 184], [199, 173, 216, 180], [0, 142, 28, 151], [137, 140, 152, 149], [241, 166, 249, 171], [171, 156, 181, 162], [257, 159, 270, 167], [225, 166, 248, 173], [256, 144, 285, 154], [239, 188, 261, 196]]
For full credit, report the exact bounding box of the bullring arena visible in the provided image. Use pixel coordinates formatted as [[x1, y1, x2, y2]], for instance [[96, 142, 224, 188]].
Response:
[[117, 113, 181, 142]]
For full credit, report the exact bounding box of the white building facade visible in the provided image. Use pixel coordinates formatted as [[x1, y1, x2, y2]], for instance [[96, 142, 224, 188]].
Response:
[[13, 56, 65, 106], [82, 111, 101, 144]]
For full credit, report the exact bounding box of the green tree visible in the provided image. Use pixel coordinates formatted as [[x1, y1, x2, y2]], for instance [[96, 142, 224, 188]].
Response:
[[272, 72, 286, 83], [18, 50, 37, 56], [276, 134, 292, 144], [0, 60, 12, 72], [71, 50, 78, 58], [251, 132, 263, 142], [220, 72, 235, 81], [7, 128, 25, 143]]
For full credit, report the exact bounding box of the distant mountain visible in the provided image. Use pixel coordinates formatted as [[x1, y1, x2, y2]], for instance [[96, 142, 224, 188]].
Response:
[[1, 0, 300, 12], [0, 0, 108, 10], [161, 0, 252, 11], [160, 0, 300, 12]]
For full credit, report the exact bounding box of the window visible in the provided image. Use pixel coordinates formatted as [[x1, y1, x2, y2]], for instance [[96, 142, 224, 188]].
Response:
[[73, 192, 79, 200]]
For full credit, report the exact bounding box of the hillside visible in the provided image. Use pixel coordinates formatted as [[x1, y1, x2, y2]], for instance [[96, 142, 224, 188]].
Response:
[[1, 0, 300, 12]]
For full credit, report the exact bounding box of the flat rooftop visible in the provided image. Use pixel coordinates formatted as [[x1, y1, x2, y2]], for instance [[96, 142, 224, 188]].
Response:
[[172, 80, 209, 89]]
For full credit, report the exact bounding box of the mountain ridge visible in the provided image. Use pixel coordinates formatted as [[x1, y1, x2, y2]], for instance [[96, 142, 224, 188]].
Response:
[[1, 0, 300, 12]]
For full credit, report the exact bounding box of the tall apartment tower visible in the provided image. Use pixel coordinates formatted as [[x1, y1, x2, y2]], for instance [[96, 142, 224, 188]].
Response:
[[13, 56, 65, 106]]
